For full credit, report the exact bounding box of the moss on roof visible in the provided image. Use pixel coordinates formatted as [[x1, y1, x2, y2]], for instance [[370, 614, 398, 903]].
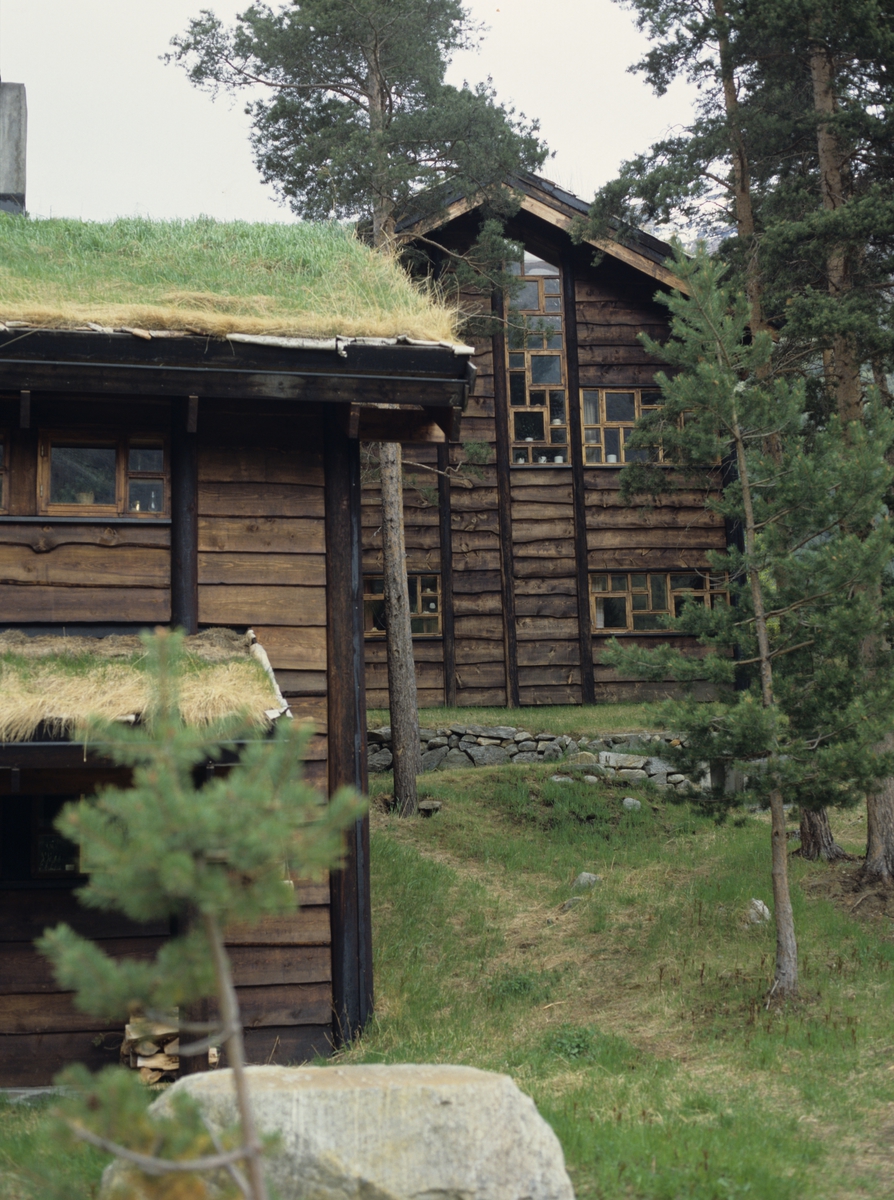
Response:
[[0, 628, 282, 742], [0, 214, 456, 342]]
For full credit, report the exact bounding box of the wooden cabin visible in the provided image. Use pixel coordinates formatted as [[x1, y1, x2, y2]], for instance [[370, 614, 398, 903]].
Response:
[[0, 218, 473, 1085], [362, 173, 728, 709]]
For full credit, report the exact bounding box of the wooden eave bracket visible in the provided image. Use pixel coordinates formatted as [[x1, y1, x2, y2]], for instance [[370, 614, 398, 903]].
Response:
[[336, 400, 455, 444], [19, 389, 30, 428]]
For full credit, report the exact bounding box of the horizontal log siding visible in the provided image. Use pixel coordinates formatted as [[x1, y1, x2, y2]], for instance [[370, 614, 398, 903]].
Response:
[[0, 882, 330, 1085], [197, 409, 328, 733]]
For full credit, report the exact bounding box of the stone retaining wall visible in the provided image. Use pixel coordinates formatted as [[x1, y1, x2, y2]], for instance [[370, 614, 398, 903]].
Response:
[[367, 724, 707, 793]]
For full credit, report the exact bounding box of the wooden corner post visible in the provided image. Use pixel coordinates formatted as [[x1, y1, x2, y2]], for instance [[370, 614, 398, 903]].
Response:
[[324, 409, 374, 1044], [170, 396, 198, 634], [491, 289, 520, 708], [562, 245, 596, 704]]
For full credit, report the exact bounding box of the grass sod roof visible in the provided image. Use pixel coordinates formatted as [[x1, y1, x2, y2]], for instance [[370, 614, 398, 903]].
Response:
[[0, 628, 284, 743], [0, 215, 457, 343]]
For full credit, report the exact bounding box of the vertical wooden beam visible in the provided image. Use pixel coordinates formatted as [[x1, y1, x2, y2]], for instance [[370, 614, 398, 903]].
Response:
[[324, 409, 373, 1045], [491, 290, 520, 708], [8, 423, 37, 516], [562, 244, 596, 704], [18, 390, 30, 429], [170, 397, 198, 634], [436, 441, 456, 707]]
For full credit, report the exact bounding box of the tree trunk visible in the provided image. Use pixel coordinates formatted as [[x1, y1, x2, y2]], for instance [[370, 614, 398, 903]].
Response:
[[205, 912, 267, 1200], [769, 787, 799, 996], [798, 806, 847, 861], [864, 730, 894, 883], [732, 409, 798, 997], [379, 441, 420, 816]]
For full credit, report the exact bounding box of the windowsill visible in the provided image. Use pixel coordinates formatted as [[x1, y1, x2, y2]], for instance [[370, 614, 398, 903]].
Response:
[[592, 629, 694, 637], [510, 462, 572, 468], [0, 515, 172, 524], [364, 634, 443, 641]]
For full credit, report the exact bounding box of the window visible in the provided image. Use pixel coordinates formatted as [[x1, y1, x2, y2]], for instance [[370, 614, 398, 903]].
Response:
[[507, 251, 568, 465], [0, 430, 7, 513], [0, 796, 82, 882], [591, 571, 729, 632], [581, 389, 664, 465], [38, 433, 168, 516], [363, 574, 441, 635]]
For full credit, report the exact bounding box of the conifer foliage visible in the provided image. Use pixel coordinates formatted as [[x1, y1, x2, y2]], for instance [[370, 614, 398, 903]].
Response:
[[38, 629, 364, 1200], [604, 247, 894, 997]]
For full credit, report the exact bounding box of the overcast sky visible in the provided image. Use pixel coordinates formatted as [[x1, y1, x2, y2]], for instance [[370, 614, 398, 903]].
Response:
[[0, 0, 696, 223]]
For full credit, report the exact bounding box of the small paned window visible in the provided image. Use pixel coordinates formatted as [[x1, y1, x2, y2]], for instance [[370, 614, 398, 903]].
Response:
[[581, 389, 664, 465], [38, 434, 168, 517], [0, 431, 7, 513], [591, 571, 729, 632], [363, 574, 441, 636], [507, 251, 568, 465]]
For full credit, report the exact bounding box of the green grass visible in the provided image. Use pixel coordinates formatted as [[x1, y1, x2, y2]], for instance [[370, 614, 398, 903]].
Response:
[[367, 703, 658, 738], [346, 765, 894, 1200], [4, 766, 891, 1198], [0, 214, 455, 341]]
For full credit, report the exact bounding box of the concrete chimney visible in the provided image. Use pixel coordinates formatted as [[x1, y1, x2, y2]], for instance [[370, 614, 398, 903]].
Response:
[[0, 83, 27, 214]]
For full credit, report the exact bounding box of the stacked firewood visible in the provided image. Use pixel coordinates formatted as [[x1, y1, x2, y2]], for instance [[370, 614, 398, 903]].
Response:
[[120, 1019, 221, 1084]]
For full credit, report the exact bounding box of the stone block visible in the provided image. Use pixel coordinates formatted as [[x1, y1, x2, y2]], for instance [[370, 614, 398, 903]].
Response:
[[104, 1064, 575, 1200], [467, 743, 510, 767], [599, 751, 648, 770], [512, 752, 540, 763], [427, 736, 449, 749], [368, 748, 393, 773], [517, 741, 538, 753], [618, 768, 648, 782], [541, 744, 564, 762], [440, 748, 475, 769], [420, 746, 450, 772]]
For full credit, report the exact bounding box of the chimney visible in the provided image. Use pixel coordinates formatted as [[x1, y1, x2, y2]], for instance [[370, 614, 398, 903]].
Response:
[[0, 83, 27, 214]]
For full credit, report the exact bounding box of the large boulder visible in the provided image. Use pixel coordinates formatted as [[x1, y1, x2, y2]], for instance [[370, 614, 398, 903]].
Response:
[[104, 1064, 574, 1200]]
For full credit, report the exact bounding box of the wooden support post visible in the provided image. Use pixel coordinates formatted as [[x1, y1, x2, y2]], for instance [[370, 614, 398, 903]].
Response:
[[491, 289, 520, 708], [18, 390, 30, 429], [437, 442, 457, 707], [186, 394, 199, 434], [170, 397, 198, 634], [324, 409, 373, 1045], [562, 244, 596, 704]]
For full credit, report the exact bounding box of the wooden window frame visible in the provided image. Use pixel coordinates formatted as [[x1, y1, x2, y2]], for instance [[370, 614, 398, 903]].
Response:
[[590, 570, 729, 633], [507, 253, 569, 466], [580, 388, 665, 466], [0, 428, 8, 514], [363, 573, 442, 637], [37, 430, 170, 518]]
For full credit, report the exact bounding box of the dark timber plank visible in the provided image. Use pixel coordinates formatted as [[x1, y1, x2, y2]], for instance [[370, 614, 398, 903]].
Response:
[[324, 411, 373, 1045], [171, 396, 199, 634], [490, 290, 519, 707]]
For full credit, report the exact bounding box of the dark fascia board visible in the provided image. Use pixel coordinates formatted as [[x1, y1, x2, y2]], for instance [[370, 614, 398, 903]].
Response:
[[398, 170, 686, 292], [0, 328, 475, 410]]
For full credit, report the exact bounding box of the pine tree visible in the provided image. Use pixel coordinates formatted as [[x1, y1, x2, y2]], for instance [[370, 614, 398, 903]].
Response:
[[604, 247, 894, 997], [38, 630, 364, 1200], [168, 2, 547, 813]]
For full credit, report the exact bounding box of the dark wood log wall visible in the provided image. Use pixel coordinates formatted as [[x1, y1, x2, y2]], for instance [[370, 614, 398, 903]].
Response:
[[361, 222, 729, 708]]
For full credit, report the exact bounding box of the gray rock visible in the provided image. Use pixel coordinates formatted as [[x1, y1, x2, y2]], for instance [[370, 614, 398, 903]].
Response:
[[517, 741, 538, 753], [417, 800, 442, 817], [467, 724, 518, 740], [476, 737, 503, 746], [418, 729, 437, 743], [450, 724, 468, 736], [565, 740, 579, 756], [512, 752, 540, 763], [420, 746, 450, 772], [105, 1064, 575, 1200], [514, 731, 534, 743], [644, 757, 672, 776], [599, 751, 648, 770], [650, 772, 669, 788], [460, 735, 478, 746], [534, 733, 556, 742], [618, 769, 648, 782], [440, 748, 475, 769], [565, 751, 599, 765], [368, 726, 392, 744], [549, 775, 573, 784], [448, 735, 460, 749], [467, 744, 510, 767], [427, 736, 449, 749], [541, 744, 564, 762], [505, 744, 519, 756], [582, 775, 602, 784], [573, 872, 601, 889], [560, 897, 583, 912], [748, 898, 771, 924], [667, 773, 685, 784], [368, 748, 393, 773], [622, 796, 642, 811]]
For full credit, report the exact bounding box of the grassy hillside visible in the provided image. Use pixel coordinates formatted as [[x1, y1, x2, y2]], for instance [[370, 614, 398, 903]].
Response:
[[347, 765, 894, 1200], [3, 763, 892, 1198]]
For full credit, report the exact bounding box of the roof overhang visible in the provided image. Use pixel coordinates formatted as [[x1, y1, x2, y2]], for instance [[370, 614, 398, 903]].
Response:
[[408, 182, 690, 296], [0, 328, 477, 443]]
